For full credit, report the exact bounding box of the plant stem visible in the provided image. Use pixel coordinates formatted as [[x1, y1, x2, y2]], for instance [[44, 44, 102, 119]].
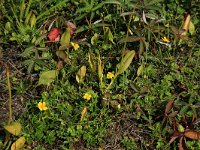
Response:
[[6, 64, 12, 124], [105, 74, 117, 92]]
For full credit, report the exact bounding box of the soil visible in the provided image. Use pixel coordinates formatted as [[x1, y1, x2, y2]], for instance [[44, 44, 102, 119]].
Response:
[[0, 47, 24, 125]]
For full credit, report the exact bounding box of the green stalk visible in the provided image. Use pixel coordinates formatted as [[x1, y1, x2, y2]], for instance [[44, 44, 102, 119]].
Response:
[[6, 64, 12, 124], [105, 74, 118, 91]]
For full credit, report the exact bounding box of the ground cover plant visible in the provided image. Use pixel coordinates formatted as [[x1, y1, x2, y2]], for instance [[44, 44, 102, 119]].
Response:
[[0, 0, 200, 149]]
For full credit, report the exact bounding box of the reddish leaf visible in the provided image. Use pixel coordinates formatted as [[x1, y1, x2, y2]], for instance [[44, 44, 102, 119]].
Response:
[[168, 111, 178, 118], [170, 131, 183, 145], [165, 100, 174, 113], [173, 120, 178, 131], [172, 131, 183, 138], [65, 21, 76, 35], [169, 136, 178, 145], [179, 137, 184, 150], [48, 28, 61, 41], [184, 130, 200, 140], [182, 113, 188, 127]]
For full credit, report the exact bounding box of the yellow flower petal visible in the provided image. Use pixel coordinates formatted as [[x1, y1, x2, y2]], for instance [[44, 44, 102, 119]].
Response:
[[83, 93, 92, 100], [107, 72, 114, 79], [161, 37, 170, 43], [71, 42, 80, 50], [37, 102, 48, 111]]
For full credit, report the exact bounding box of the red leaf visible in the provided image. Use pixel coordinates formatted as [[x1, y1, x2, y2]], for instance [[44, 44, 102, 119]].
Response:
[[48, 28, 61, 41], [65, 21, 76, 35]]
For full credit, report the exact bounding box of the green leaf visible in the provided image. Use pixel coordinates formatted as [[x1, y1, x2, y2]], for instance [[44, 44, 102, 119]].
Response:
[[104, 0, 121, 5], [19, 0, 25, 22], [27, 60, 34, 74], [75, 25, 89, 33], [104, 27, 114, 43], [38, 70, 58, 86], [21, 46, 36, 57], [137, 64, 144, 76], [30, 14, 36, 29], [91, 2, 105, 11], [5, 22, 11, 32], [88, 52, 96, 72], [179, 105, 189, 115], [4, 122, 22, 136], [189, 21, 195, 35], [11, 136, 26, 150], [146, 0, 164, 6], [35, 34, 47, 45], [37, 0, 69, 20], [91, 33, 98, 45], [25, 0, 32, 17], [60, 29, 70, 46], [76, 66, 86, 84], [139, 41, 144, 57], [98, 54, 104, 84], [177, 124, 185, 132], [25, 10, 32, 25], [116, 50, 135, 75]]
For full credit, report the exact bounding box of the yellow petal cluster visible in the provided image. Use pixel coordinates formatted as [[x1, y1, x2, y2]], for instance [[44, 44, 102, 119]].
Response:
[[107, 72, 114, 79], [71, 42, 80, 50], [38, 102, 48, 111], [161, 37, 170, 43], [83, 93, 92, 100]]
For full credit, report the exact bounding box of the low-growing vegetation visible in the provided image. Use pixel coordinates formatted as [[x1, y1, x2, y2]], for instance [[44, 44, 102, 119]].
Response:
[[0, 0, 200, 149]]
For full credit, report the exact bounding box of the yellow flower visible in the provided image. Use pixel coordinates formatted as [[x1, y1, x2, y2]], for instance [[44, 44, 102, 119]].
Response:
[[107, 72, 114, 79], [83, 93, 92, 100], [117, 104, 121, 109], [161, 37, 170, 43], [37, 102, 48, 111], [71, 42, 79, 50]]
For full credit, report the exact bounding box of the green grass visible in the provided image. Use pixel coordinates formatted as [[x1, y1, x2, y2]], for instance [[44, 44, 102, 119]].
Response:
[[0, 0, 200, 149]]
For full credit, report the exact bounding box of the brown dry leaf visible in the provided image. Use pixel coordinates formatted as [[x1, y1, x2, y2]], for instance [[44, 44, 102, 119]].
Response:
[[181, 14, 190, 36], [56, 60, 63, 70], [165, 100, 174, 114], [80, 107, 87, 121], [11, 136, 25, 150], [184, 130, 200, 140], [56, 51, 68, 63]]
